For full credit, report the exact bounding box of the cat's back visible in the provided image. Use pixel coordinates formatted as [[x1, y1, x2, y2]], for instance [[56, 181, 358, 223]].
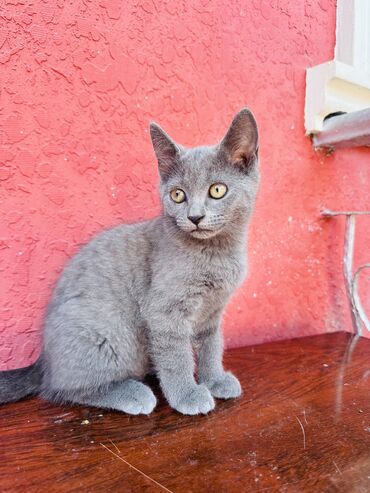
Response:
[[50, 218, 158, 307]]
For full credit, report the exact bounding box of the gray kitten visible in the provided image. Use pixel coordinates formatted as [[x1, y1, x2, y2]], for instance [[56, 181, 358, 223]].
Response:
[[0, 109, 259, 415]]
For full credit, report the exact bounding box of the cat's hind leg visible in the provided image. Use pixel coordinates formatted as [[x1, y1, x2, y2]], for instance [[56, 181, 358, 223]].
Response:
[[58, 379, 157, 415]]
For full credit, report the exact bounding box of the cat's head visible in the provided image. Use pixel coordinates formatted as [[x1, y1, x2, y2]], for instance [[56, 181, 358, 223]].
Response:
[[150, 109, 259, 240]]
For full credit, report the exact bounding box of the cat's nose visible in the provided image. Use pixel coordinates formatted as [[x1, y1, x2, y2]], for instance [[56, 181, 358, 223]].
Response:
[[188, 214, 205, 225]]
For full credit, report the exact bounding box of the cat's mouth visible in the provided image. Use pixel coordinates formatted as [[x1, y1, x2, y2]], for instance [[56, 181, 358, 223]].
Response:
[[190, 227, 219, 239]]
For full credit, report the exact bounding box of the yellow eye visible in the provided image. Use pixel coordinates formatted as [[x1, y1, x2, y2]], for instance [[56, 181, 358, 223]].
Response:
[[209, 183, 227, 199], [170, 188, 186, 203]]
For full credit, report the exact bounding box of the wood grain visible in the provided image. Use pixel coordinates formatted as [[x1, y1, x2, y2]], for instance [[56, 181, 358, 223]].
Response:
[[1, 333, 369, 492]]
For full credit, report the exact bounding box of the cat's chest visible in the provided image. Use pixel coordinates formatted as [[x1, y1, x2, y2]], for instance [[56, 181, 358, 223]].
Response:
[[192, 252, 245, 290], [191, 267, 237, 294], [185, 255, 246, 322], [151, 247, 246, 325]]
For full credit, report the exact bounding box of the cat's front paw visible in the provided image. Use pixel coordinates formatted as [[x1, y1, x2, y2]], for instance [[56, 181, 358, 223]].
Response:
[[173, 384, 215, 415], [204, 371, 242, 399]]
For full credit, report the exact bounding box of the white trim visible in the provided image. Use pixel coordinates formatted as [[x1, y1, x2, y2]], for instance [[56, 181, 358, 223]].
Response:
[[336, 0, 370, 72], [305, 0, 370, 134]]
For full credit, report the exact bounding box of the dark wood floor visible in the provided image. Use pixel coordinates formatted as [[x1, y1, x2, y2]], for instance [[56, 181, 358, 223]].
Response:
[[1, 332, 369, 493]]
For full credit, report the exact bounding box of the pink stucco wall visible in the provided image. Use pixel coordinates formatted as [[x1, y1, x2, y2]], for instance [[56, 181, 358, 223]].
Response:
[[1, 0, 369, 370]]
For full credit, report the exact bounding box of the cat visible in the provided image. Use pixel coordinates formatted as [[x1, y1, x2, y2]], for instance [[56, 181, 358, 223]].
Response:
[[0, 108, 259, 415]]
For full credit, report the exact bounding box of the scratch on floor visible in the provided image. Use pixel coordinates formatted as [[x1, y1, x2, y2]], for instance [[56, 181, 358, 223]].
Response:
[[333, 460, 342, 475], [303, 409, 308, 425], [295, 415, 306, 450], [53, 412, 73, 419], [100, 443, 173, 493], [109, 440, 121, 454]]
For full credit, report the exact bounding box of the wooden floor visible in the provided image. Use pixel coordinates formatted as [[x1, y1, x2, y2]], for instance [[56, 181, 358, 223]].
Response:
[[1, 333, 369, 493]]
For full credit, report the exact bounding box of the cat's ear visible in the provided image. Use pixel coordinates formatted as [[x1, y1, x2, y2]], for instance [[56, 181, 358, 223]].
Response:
[[220, 108, 259, 172], [150, 122, 180, 180]]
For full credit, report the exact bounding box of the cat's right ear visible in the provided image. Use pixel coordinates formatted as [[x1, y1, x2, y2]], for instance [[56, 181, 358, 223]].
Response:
[[150, 122, 179, 181]]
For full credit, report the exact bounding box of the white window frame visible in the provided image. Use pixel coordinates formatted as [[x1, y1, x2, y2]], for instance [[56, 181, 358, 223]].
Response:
[[305, 0, 370, 135]]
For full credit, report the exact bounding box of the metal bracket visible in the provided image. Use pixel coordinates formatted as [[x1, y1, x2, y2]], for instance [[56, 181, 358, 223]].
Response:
[[322, 209, 370, 336], [313, 108, 370, 150]]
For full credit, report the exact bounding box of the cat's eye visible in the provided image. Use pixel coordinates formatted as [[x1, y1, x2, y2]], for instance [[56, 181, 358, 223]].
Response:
[[209, 183, 227, 199], [170, 188, 186, 203]]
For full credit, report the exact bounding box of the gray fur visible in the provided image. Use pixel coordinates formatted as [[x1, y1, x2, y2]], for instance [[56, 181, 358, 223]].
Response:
[[0, 109, 259, 415]]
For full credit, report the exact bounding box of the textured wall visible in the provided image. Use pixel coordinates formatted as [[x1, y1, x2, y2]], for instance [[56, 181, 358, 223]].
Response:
[[1, 0, 369, 369]]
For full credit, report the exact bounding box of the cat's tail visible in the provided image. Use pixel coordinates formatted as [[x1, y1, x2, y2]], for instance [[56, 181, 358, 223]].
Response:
[[0, 356, 43, 404]]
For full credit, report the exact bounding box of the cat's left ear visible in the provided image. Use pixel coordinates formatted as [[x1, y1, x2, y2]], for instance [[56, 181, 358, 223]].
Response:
[[150, 122, 180, 181], [220, 108, 259, 172]]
